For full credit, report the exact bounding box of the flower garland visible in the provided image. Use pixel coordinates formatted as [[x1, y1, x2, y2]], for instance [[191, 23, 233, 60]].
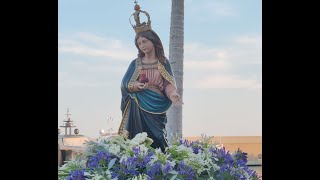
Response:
[[58, 132, 261, 180]]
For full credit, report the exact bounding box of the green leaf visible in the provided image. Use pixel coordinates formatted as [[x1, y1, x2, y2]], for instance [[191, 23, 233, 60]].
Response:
[[170, 174, 178, 180], [108, 158, 117, 170], [169, 170, 178, 175]]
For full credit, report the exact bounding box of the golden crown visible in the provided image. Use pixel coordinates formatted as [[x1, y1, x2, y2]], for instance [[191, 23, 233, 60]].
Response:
[[129, 1, 152, 34]]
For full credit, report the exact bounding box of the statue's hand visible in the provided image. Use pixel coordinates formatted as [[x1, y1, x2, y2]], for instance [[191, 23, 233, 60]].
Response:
[[170, 92, 184, 106], [137, 82, 148, 90]]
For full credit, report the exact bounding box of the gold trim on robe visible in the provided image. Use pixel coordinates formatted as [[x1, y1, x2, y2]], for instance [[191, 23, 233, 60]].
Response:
[[128, 58, 177, 92], [128, 59, 142, 92], [157, 60, 177, 88], [129, 94, 168, 114], [118, 100, 130, 138]]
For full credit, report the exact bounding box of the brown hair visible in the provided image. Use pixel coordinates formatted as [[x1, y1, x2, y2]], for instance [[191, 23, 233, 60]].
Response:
[[134, 30, 167, 64]]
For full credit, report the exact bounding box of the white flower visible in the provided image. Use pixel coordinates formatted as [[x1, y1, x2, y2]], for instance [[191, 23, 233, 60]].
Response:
[[120, 155, 129, 164], [131, 174, 149, 180], [129, 132, 148, 145], [243, 170, 251, 180], [58, 163, 68, 170], [103, 143, 110, 150], [90, 173, 104, 180], [105, 170, 114, 179], [154, 148, 162, 154], [109, 144, 120, 155], [58, 158, 86, 171], [58, 133, 259, 180], [168, 160, 176, 167], [177, 144, 194, 154], [211, 163, 220, 171], [184, 153, 207, 175], [138, 144, 149, 156]]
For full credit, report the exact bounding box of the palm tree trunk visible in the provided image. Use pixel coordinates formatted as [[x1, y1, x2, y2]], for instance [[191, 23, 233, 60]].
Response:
[[166, 0, 184, 143]]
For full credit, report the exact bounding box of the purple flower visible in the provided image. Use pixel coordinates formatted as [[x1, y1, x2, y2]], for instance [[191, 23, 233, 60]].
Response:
[[210, 147, 234, 165], [87, 156, 99, 169], [163, 161, 173, 174], [147, 162, 162, 178], [244, 166, 260, 179], [120, 156, 140, 176], [132, 146, 140, 155], [236, 159, 246, 166], [179, 138, 184, 145], [60, 135, 262, 180], [143, 151, 154, 165], [192, 146, 200, 154], [96, 150, 112, 161], [111, 167, 120, 178], [87, 150, 114, 169], [66, 169, 87, 180], [233, 148, 248, 165], [177, 160, 196, 179]]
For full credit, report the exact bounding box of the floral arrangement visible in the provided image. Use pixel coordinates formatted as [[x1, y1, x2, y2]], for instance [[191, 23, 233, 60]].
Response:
[[58, 133, 261, 180]]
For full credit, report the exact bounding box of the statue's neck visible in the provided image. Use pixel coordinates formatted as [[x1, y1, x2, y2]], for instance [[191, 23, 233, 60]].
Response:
[[142, 53, 157, 64]]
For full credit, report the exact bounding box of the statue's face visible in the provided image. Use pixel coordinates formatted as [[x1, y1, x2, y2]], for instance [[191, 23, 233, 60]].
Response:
[[137, 36, 155, 55]]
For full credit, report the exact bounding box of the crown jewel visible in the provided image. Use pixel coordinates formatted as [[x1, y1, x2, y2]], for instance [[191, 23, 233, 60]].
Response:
[[129, 1, 152, 34]]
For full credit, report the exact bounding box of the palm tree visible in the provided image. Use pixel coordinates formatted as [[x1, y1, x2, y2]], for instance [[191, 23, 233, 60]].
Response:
[[166, 0, 184, 143]]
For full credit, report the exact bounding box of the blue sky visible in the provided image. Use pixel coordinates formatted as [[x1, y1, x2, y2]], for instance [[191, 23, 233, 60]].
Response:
[[58, 0, 262, 138]]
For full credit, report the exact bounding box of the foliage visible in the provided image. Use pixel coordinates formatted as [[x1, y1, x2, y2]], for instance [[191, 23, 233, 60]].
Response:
[[58, 132, 261, 180]]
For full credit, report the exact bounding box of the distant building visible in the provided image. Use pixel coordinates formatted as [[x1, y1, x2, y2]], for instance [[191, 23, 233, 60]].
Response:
[[98, 129, 118, 140], [58, 108, 90, 166]]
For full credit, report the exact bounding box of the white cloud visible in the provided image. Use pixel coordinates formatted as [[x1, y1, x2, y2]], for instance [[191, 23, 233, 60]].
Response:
[[182, 38, 261, 90], [227, 35, 262, 65], [58, 33, 261, 90], [74, 32, 108, 44], [197, 75, 261, 89], [58, 71, 111, 88], [185, 60, 229, 70], [59, 81, 109, 88], [233, 35, 262, 46], [68, 59, 127, 74], [59, 76, 110, 88], [58, 32, 136, 61], [185, 43, 229, 62], [205, 1, 235, 17], [184, 34, 262, 66], [186, 0, 235, 22]]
